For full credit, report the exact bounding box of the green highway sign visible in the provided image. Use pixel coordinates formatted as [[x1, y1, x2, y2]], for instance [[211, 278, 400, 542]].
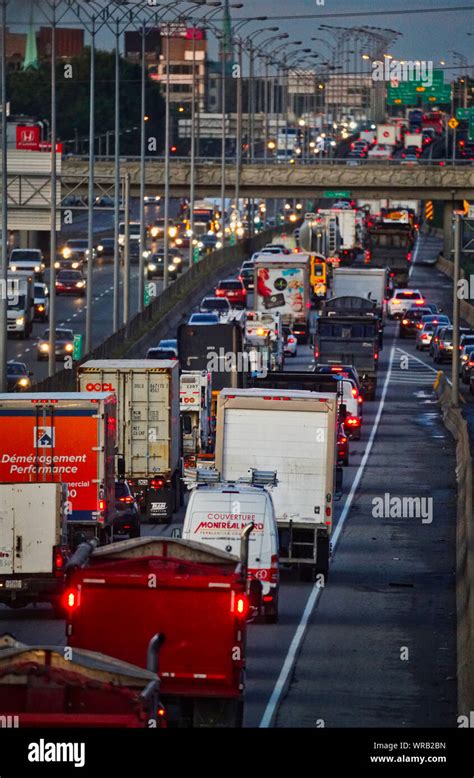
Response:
[[193, 246, 200, 263], [387, 71, 450, 105], [456, 108, 470, 120], [72, 334, 83, 361], [229, 232, 236, 246], [323, 190, 351, 198]]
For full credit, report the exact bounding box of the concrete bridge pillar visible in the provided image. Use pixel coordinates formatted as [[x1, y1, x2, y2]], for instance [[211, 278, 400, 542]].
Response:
[[443, 202, 453, 258]]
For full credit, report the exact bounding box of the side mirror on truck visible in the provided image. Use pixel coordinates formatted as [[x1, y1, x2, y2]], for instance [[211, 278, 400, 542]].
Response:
[[334, 466, 343, 501]]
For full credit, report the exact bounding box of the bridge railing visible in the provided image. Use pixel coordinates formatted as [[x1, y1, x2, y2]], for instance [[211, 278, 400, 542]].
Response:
[[64, 155, 473, 167]]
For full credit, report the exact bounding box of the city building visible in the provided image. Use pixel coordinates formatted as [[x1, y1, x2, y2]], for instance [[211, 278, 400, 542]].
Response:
[[154, 23, 207, 111]]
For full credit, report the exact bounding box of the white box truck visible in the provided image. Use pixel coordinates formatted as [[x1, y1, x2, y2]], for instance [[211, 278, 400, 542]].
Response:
[[7, 271, 34, 339], [0, 482, 68, 611], [404, 133, 422, 149], [180, 370, 212, 468], [332, 267, 388, 313], [254, 255, 311, 343], [78, 360, 181, 522], [215, 388, 341, 581]]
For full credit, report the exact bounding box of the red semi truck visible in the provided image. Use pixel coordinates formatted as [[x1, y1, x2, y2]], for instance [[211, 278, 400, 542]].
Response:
[[65, 537, 250, 727]]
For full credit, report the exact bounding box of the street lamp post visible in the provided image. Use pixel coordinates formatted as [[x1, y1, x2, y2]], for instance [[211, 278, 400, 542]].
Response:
[[0, 0, 7, 392]]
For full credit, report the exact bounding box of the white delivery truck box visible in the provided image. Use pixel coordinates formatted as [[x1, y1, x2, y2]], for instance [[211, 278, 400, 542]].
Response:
[[254, 255, 310, 343], [215, 388, 340, 581], [332, 267, 387, 312], [0, 482, 67, 610]]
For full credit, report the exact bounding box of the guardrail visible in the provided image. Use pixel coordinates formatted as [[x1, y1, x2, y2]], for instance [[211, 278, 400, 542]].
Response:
[[434, 372, 474, 717], [64, 155, 473, 167]]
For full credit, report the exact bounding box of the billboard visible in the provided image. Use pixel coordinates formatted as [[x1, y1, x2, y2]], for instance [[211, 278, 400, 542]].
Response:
[[255, 264, 306, 317]]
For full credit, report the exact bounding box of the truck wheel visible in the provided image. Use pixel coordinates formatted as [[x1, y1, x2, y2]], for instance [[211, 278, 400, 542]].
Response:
[[315, 535, 330, 580], [264, 592, 279, 624]]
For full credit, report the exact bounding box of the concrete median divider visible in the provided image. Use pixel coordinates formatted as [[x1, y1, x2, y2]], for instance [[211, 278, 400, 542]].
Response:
[[434, 371, 474, 716], [436, 253, 474, 328], [34, 227, 284, 392]]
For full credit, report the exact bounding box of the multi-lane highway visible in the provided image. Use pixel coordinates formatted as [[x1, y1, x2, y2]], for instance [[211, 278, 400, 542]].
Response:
[[0, 233, 459, 728]]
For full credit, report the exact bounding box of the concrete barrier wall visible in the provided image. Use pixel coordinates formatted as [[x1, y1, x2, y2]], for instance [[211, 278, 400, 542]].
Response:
[[436, 254, 474, 328], [435, 372, 474, 715], [34, 228, 283, 392]]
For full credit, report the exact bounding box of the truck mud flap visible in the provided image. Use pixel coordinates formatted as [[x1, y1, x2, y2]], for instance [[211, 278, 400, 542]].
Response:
[[146, 489, 174, 522], [192, 697, 244, 728]]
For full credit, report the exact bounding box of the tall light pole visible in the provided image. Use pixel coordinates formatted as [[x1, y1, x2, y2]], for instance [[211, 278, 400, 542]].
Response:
[[188, 2, 223, 268], [48, 3, 58, 377], [0, 0, 7, 392]]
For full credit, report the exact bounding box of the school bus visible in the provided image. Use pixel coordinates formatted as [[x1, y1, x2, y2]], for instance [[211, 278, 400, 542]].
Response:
[[309, 253, 327, 299]]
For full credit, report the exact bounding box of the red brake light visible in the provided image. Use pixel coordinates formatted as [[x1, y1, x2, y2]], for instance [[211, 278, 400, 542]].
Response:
[[374, 352, 378, 360], [64, 589, 79, 612], [351, 387, 358, 398], [233, 594, 249, 619], [119, 496, 134, 503], [402, 319, 409, 325], [151, 478, 165, 489], [98, 499, 105, 511], [414, 299, 425, 305]]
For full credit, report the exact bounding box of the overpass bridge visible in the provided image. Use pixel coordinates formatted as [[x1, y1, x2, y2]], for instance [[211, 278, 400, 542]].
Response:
[[62, 157, 474, 201]]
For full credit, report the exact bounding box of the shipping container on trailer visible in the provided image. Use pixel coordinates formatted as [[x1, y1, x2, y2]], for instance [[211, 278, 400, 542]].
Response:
[[78, 361, 180, 523]]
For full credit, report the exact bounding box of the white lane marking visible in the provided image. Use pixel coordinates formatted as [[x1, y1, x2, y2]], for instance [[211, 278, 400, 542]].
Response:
[[395, 346, 450, 384], [259, 338, 397, 729], [408, 235, 421, 280]]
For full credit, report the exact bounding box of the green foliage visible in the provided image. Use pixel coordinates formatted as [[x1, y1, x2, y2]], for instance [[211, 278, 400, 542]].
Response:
[[9, 48, 165, 154]]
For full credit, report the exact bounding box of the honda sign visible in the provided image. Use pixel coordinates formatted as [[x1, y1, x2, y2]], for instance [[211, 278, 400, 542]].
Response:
[[16, 125, 40, 151]]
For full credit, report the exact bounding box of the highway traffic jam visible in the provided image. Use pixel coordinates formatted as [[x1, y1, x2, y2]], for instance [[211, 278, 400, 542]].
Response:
[[0, 189, 461, 732]]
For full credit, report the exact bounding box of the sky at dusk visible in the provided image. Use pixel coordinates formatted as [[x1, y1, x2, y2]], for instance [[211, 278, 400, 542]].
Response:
[[9, 0, 474, 76]]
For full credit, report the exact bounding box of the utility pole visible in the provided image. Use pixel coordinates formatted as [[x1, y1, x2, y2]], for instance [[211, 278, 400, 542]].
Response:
[[138, 22, 146, 312], [48, 6, 57, 377], [452, 212, 461, 405], [123, 173, 131, 326], [0, 0, 8, 392], [113, 20, 121, 331], [85, 15, 95, 354]]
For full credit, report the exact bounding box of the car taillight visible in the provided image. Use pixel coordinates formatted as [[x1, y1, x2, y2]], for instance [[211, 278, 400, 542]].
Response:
[[339, 435, 348, 444], [351, 387, 358, 398], [288, 336, 295, 344], [233, 593, 249, 619], [440, 342, 445, 349], [151, 478, 165, 489], [402, 319, 409, 325], [215, 289, 224, 296], [98, 499, 105, 511], [346, 416, 360, 426], [374, 352, 378, 360], [64, 588, 79, 612], [416, 323, 423, 329], [415, 299, 425, 305], [53, 546, 67, 576], [469, 361, 474, 367], [119, 496, 134, 504]]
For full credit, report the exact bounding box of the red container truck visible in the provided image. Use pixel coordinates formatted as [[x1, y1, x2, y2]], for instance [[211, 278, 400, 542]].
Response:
[[0, 392, 116, 546], [65, 537, 249, 727]]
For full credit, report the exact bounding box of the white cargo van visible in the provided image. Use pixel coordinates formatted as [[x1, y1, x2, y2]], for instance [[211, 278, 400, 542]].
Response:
[[182, 474, 280, 622]]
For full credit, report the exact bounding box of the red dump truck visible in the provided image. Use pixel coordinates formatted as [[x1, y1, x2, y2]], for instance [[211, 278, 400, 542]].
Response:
[[65, 536, 250, 727], [0, 633, 166, 728]]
